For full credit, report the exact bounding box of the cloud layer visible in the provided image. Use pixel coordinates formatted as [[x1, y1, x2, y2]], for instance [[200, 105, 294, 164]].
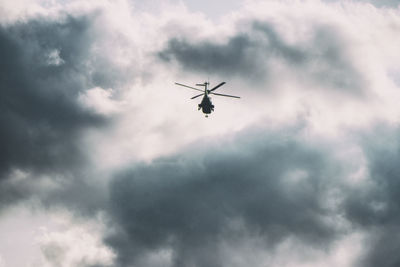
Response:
[[159, 21, 366, 93], [106, 128, 345, 266], [1, 1, 400, 267]]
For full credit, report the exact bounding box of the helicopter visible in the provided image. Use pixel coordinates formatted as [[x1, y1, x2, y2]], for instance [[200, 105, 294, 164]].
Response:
[[175, 81, 240, 117]]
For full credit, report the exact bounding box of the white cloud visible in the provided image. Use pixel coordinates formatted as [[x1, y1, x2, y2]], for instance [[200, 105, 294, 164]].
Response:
[[219, 231, 365, 267], [76, 0, 400, 172], [35, 213, 115, 267], [79, 87, 124, 116], [0, 204, 114, 267]]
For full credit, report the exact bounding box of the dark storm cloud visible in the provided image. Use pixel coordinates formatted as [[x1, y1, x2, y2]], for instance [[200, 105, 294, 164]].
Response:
[[0, 13, 126, 205], [159, 21, 366, 93], [342, 125, 400, 267], [106, 129, 346, 267], [0, 15, 99, 177], [39, 170, 112, 218], [159, 34, 258, 76]]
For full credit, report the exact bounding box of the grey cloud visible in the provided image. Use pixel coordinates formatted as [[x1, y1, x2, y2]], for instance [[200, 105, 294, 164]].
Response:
[[0, 12, 132, 210], [159, 34, 260, 77], [159, 21, 366, 93], [42, 174, 109, 217], [342, 125, 400, 267], [106, 129, 345, 267], [0, 15, 102, 178], [40, 241, 67, 267]]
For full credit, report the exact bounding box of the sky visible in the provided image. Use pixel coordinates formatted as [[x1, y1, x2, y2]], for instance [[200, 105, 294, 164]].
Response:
[[1, 0, 400, 266]]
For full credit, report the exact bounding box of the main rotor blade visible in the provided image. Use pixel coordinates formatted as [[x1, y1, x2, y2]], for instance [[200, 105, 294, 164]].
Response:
[[191, 93, 204, 99], [210, 92, 240, 98], [209, 82, 226, 92], [175, 82, 204, 92]]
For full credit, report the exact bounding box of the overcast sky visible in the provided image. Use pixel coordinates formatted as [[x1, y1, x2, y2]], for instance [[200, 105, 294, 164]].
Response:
[[1, 0, 400, 266]]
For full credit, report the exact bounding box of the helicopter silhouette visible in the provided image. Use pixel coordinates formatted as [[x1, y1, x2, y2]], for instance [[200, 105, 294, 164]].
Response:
[[175, 81, 240, 117]]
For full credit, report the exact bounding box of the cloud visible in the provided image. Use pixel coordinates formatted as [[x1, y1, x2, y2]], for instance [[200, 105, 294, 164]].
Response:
[[105, 128, 347, 266], [102, 122, 400, 267], [341, 124, 400, 267], [37, 216, 115, 267], [0, 5, 151, 214], [0, 3, 149, 211], [1, 1, 400, 267], [0, 14, 108, 181], [158, 19, 367, 94], [0, 204, 115, 267]]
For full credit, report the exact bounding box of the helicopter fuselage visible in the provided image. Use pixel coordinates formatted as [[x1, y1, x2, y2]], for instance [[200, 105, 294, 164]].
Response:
[[198, 93, 214, 114]]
